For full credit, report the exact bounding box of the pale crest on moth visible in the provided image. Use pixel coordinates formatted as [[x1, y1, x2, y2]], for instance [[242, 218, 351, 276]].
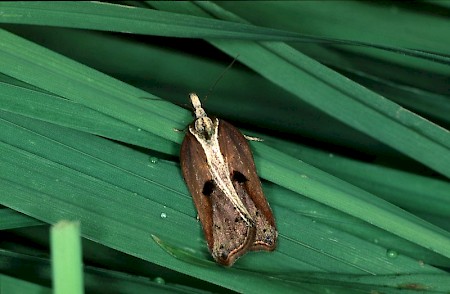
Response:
[[180, 93, 277, 266]]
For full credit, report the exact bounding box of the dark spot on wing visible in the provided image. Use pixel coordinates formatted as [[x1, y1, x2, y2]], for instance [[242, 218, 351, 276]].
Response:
[[232, 171, 247, 183], [202, 180, 215, 196]]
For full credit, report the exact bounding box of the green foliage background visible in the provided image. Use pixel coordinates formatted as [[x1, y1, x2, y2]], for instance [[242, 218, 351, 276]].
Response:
[[0, 1, 449, 293]]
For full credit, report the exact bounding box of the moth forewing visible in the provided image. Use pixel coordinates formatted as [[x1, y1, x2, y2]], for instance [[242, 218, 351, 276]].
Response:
[[180, 93, 277, 266], [217, 120, 277, 251], [180, 132, 215, 248]]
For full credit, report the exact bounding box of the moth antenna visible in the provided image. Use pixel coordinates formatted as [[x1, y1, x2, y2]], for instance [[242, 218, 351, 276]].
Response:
[[204, 55, 240, 102]]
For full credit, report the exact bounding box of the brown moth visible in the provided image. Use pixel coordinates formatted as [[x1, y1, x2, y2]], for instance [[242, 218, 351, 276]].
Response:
[[180, 93, 277, 266]]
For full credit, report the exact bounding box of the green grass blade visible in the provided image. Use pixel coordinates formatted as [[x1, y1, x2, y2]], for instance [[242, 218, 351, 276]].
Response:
[[0, 274, 51, 294], [338, 71, 450, 125], [258, 134, 450, 219], [51, 221, 84, 294], [0, 81, 174, 154], [0, 1, 319, 41], [0, 208, 43, 230]]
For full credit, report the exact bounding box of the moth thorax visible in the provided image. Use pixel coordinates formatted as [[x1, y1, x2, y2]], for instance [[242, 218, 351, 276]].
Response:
[[195, 116, 214, 140]]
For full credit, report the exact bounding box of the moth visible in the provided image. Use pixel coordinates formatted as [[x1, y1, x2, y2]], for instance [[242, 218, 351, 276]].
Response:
[[180, 93, 277, 266]]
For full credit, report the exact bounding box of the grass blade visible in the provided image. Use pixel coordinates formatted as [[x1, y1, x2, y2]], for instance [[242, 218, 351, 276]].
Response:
[[51, 221, 84, 294]]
